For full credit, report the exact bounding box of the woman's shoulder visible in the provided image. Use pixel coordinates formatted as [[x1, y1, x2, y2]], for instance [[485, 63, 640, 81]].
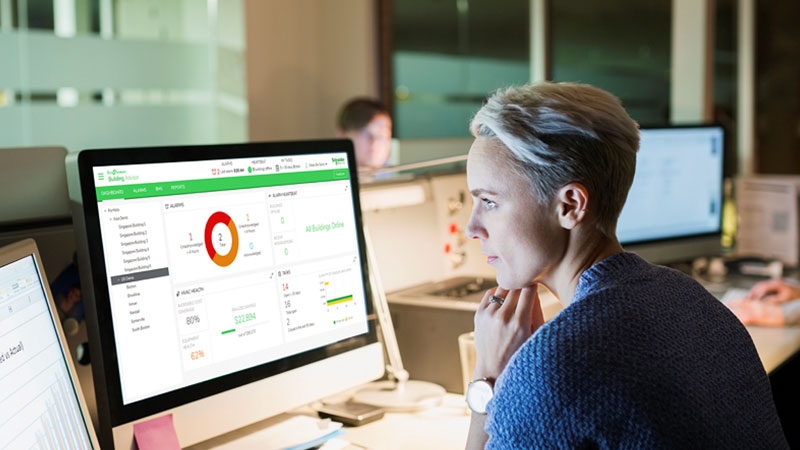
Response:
[[514, 309, 603, 368], [577, 253, 713, 303]]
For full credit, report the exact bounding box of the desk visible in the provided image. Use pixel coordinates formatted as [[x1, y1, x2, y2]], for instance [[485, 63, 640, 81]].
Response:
[[187, 394, 470, 450], [335, 394, 469, 450], [747, 325, 800, 373]]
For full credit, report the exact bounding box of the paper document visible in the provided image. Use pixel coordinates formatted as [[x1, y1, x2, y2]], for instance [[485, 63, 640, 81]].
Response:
[[736, 176, 800, 266]]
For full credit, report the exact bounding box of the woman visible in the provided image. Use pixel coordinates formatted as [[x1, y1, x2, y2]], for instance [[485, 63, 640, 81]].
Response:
[[463, 82, 787, 449]]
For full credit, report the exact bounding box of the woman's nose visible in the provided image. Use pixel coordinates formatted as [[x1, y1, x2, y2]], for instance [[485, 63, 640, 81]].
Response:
[[465, 211, 485, 240]]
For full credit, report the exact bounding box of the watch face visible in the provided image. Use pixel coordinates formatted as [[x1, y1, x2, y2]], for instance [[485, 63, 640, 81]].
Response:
[[466, 379, 493, 414]]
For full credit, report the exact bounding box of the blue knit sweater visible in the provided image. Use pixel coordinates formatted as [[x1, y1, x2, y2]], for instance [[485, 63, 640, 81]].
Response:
[[486, 253, 788, 449]]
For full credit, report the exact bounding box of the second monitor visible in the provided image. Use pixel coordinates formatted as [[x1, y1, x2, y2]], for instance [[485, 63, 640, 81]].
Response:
[[618, 124, 725, 264]]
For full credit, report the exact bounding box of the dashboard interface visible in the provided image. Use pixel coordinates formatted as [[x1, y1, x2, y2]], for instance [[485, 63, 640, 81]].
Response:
[[91, 152, 370, 405]]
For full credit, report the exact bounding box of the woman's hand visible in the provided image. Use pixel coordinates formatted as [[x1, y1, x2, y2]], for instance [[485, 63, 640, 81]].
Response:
[[471, 285, 545, 381], [747, 279, 800, 304]]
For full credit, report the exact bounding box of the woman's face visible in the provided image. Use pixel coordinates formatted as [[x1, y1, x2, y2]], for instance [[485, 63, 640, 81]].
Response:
[[346, 114, 392, 168], [465, 137, 566, 289]]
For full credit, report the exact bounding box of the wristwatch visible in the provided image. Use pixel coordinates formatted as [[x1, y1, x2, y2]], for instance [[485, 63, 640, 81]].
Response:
[[465, 378, 494, 415]]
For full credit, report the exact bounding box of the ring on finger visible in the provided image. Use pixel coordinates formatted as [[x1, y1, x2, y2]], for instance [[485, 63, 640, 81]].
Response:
[[489, 295, 505, 306]]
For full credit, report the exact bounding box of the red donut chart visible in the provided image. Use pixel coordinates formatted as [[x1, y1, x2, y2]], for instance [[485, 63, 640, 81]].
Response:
[[205, 211, 238, 267]]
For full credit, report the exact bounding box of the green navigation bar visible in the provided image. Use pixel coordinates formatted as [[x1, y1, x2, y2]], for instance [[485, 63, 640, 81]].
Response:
[[95, 169, 350, 201]]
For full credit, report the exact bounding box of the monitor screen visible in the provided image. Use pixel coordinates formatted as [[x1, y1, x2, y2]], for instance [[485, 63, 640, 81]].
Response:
[[0, 240, 100, 449], [618, 125, 725, 264], [66, 140, 384, 448]]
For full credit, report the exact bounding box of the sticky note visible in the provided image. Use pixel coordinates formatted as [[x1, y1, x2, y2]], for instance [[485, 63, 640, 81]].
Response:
[[133, 414, 181, 450]]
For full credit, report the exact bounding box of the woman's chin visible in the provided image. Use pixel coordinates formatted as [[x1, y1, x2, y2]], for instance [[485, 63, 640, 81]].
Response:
[[495, 273, 540, 291], [494, 276, 520, 291]]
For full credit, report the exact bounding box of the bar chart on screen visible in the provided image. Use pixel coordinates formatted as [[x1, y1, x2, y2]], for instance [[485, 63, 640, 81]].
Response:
[[0, 271, 92, 450], [1, 366, 92, 449]]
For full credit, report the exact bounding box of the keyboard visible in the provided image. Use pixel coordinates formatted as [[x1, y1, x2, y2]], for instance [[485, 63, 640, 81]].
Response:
[[719, 287, 750, 304]]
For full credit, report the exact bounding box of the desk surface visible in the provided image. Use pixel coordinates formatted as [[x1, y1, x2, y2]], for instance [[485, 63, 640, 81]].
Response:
[[747, 325, 800, 373], [334, 394, 469, 450], [187, 394, 470, 450]]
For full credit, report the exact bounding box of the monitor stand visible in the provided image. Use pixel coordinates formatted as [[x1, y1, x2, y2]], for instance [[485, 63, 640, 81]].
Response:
[[355, 228, 446, 411], [353, 371, 446, 412]]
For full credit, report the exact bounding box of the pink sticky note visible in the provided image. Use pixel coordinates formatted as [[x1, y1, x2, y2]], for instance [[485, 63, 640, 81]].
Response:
[[133, 414, 181, 450]]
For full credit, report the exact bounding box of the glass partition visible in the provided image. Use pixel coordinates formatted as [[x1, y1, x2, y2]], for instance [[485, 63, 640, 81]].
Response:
[[392, 0, 529, 140], [0, 0, 247, 152], [550, 0, 671, 126]]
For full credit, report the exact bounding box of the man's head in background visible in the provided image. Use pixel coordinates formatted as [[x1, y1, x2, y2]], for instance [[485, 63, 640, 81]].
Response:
[[336, 98, 392, 169]]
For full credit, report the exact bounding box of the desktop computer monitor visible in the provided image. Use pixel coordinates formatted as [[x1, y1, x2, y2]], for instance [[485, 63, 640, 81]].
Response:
[[618, 124, 725, 264], [66, 140, 385, 448], [0, 146, 75, 281]]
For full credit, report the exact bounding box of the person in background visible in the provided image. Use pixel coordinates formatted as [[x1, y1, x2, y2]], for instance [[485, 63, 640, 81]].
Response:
[[336, 97, 392, 170], [726, 278, 800, 327], [462, 82, 788, 449]]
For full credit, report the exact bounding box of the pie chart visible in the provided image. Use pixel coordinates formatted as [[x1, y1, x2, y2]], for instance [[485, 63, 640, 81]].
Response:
[[205, 211, 238, 267]]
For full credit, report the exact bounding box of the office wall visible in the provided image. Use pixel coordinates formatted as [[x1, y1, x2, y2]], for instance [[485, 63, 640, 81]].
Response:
[[245, 0, 378, 142]]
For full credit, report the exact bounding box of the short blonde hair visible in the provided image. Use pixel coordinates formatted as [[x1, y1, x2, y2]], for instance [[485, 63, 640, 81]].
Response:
[[470, 82, 640, 238]]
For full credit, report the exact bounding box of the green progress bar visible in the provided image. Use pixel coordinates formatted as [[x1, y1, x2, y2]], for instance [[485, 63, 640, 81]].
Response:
[[326, 295, 353, 306], [221, 328, 236, 335]]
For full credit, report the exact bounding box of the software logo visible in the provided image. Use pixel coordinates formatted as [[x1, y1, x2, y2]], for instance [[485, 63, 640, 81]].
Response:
[[106, 168, 126, 183]]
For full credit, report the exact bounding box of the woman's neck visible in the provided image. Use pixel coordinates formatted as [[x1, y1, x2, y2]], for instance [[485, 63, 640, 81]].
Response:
[[542, 229, 623, 307]]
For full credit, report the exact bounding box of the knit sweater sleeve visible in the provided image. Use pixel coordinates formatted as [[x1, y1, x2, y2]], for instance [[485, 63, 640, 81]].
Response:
[[485, 306, 657, 449], [485, 329, 565, 449]]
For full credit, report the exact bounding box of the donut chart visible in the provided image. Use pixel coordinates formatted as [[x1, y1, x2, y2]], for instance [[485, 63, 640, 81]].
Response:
[[205, 211, 238, 267]]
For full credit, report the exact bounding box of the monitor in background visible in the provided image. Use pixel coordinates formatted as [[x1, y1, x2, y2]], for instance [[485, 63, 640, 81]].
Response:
[[618, 124, 725, 264], [0, 146, 75, 281], [66, 140, 384, 448], [0, 238, 100, 449]]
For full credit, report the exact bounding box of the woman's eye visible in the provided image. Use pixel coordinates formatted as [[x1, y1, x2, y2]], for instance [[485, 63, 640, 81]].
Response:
[[481, 198, 497, 209]]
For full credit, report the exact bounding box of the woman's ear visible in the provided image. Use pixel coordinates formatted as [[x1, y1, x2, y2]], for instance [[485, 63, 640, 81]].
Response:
[[556, 183, 589, 230]]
